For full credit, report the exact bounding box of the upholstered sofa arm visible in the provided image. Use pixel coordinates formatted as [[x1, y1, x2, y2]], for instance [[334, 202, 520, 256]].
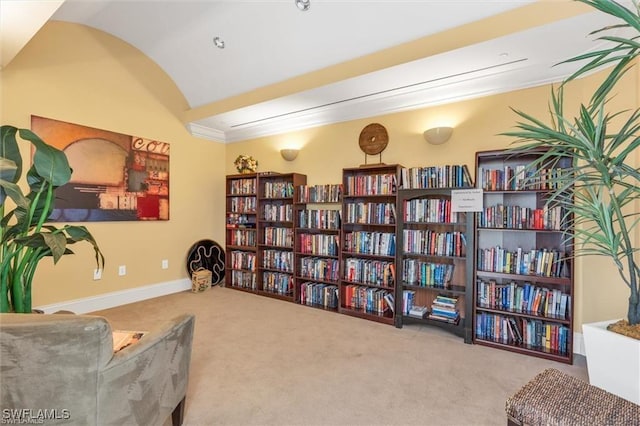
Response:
[[97, 313, 195, 426]]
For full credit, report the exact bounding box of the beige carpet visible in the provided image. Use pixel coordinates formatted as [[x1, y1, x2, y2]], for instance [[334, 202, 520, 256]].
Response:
[[92, 286, 588, 426]]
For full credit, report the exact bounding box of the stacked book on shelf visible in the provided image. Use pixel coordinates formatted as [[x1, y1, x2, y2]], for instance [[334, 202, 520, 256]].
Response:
[[428, 295, 460, 324]]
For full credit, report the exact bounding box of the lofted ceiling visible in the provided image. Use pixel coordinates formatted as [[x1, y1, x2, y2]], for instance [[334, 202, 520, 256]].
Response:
[[1, 0, 632, 142]]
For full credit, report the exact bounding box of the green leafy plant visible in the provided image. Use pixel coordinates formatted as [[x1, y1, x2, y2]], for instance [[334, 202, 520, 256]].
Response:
[[0, 125, 104, 313], [503, 0, 640, 326]]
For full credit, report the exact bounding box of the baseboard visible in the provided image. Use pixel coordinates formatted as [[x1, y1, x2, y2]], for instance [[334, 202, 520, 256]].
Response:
[[35, 279, 191, 314]]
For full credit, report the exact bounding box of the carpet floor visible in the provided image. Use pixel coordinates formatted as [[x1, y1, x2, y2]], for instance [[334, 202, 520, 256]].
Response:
[[92, 286, 588, 426]]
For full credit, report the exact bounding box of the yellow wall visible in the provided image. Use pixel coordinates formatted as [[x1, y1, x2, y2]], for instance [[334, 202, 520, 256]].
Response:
[[2, 21, 638, 330], [1, 21, 226, 306]]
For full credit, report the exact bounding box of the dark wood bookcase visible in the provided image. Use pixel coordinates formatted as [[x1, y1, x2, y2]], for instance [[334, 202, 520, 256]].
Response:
[[473, 149, 574, 364], [225, 172, 258, 291], [339, 164, 402, 325], [294, 183, 343, 312], [394, 187, 474, 343], [256, 172, 307, 302]]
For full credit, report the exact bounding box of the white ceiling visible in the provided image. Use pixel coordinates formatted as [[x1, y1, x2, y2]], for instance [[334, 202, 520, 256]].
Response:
[[2, 0, 631, 142]]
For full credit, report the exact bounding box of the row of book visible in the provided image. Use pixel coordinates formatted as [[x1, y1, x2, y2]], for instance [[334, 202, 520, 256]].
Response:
[[262, 272, 293, 295], [476, 280, 571, 319], [262, 227, 294, 248], [262, 203, 294, 222], [261, 249, 293, 273], [298, 233, 339, 256], [401, 259, 454, 287], [344, 231, 396, 256], [229, 196, 256, 214], [298, 209, 341, 230], [402, 229, 466, 257], [344, 173, 397, 196], [230, 270, 257, 290], [343, 258, 395, 287], [475, 312, 570, 355], [299, 282, 339, 309], [476, 246, 568, 278], [478, 166, 566, 191], [343, 202, 396, 225], [297, 184, 342, 203], [229, 250, 256, 271], [400, 164, 473, 189], [228, 229, 256, 247], [477, 204, 564, 230], [343, 285, 393, 315], [262, 181, 295, 199], [299, 257, 339, 282], [402, 198, 461, 224], [229, 178, 256, 195]]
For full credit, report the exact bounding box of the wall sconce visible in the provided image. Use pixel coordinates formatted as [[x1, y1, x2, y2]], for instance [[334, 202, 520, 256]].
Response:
[[423, 126, 454, 145], [280, 148, 299, 161]]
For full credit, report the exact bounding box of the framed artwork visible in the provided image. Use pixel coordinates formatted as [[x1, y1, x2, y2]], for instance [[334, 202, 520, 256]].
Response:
[[31, 115, 170, 222]]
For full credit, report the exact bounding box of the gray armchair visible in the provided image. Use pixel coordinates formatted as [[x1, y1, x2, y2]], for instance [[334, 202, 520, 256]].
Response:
[[0, 313, 195, 426]]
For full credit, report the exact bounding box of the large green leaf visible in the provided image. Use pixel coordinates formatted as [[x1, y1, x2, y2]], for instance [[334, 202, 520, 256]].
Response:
[[17, 128, 71, 187]]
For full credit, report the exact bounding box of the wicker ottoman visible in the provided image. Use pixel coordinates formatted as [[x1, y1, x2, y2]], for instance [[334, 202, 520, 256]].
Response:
[[506, 368, 640, 425]]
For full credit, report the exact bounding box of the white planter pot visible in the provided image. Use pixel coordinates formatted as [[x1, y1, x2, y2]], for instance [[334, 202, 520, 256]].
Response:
[[582, 320, 640, 404]]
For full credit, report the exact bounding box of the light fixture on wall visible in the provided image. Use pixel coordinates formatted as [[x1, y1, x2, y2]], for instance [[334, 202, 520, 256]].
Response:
[[280, 148, 299, 161], [423, 126, 454, 145], [295, 0, 311, 11]]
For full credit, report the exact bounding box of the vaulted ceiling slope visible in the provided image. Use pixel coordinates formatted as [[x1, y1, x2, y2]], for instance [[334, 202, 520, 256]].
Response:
[[2, 1, 631, 142]]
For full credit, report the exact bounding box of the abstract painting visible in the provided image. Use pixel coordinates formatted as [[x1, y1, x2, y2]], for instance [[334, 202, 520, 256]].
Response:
[[31, 115, 170, 222]]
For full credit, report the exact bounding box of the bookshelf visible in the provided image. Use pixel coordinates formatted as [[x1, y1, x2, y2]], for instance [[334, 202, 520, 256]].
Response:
[[294, 183, 343, 312], [473, 149, 574, 364], [225, 173, 258, 291], [257, 172, 307, 302], [394, 165, 474, 342], [340, 164, 402, 325]]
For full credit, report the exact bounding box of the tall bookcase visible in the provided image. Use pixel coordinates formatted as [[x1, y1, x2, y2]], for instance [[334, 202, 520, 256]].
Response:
[[394, 165, 474, 342], [473, 149, 574, 364], [257, 172, 307, 302], [225, 173, 258, 291], [340, 164, 402, 325], [294, 183, 343, 312]]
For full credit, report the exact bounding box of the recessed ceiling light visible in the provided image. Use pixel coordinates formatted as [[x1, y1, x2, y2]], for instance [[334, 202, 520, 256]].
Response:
[[295, 0, 310, 12], [213, 37, 225, 49], [499, 52, 509, 58]]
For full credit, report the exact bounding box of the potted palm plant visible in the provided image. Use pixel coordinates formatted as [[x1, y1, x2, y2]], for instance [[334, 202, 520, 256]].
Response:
[[503, 0, 639, 403], [0, 125, 104, 313]]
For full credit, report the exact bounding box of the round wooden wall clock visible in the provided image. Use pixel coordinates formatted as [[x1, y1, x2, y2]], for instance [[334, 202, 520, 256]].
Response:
[[359, 123, 388, 155]]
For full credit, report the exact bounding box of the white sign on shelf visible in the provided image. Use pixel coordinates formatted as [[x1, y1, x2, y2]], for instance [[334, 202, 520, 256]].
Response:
[[451, 188, 483, 212]]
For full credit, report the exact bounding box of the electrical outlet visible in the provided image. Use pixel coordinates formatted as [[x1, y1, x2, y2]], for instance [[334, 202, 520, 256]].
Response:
[[93, 268, 102, 280], [162, 259, 169, 269], [118, 265, 126, 276]]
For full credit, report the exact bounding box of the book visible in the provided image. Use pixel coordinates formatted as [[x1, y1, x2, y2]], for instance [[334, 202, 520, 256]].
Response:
[[408, 305, 428, 319], [112, 330, 147, 353]]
